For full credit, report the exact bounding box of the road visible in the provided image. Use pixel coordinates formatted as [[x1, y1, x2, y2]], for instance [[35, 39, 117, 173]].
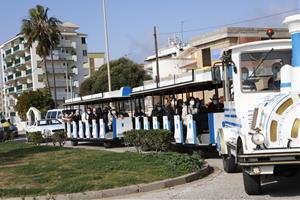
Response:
[[111, 158, 300, 200]]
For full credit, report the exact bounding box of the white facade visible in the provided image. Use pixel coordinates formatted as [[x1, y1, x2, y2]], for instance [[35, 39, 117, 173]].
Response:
[[144, 44, 196, 79], [83, 53, 105, 78], [0, 22, 88, 122]]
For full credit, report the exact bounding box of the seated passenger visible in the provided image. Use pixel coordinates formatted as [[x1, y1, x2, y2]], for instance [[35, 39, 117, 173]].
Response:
[[241, 67, 256, 92], [207, 95, 224, 112]]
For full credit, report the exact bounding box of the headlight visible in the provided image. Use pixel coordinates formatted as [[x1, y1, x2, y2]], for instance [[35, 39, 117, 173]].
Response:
[[251, 133, 265, 145]]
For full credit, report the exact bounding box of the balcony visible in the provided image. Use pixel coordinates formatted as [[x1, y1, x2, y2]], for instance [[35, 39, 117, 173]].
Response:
[[7, 87, 15, 94], [16, 84, 23, 91], [7, 74, 14, 81], [5, 49, 12, 56], [27, 82, 33, 89], [13, 44, 25, 54], [25, 55, 31, 62], [6, 62, 13, 69], [15, 57, 25, 68], [58, 40, 74, 48], [15, 71, 22, 79], [26, 68, 32, 75]]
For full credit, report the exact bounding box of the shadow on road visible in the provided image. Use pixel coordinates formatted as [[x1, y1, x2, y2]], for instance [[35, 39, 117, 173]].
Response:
[[262, 172, 300, 197]]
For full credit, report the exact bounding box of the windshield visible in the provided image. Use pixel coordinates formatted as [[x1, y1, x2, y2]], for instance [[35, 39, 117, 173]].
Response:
[[240, 49, 291, 93]]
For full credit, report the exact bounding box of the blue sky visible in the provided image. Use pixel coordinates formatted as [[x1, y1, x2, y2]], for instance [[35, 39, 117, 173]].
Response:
[[0, 0, 299, 62]]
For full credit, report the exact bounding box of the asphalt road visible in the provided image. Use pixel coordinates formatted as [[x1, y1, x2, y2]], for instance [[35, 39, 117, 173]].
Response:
[[111, 158, 300, 200]]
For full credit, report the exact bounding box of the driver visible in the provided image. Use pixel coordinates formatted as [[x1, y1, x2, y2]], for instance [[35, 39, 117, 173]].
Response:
[[241, 67, 256, 92]]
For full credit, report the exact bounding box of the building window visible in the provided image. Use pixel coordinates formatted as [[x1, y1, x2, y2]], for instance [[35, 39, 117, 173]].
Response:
[[202, 48, 211, 67], [81, 37, 86, 44], [83, 50, 87, 56]]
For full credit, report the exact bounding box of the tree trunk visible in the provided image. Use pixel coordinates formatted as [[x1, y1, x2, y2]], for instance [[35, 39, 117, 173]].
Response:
[[50, 51, 57, 108], [43, 57, 51, 93]]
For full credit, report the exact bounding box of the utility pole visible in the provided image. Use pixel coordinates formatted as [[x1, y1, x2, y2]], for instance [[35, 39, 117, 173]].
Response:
[[181, 21, 184, 44], [102, 0, 112, 92], [65, 69, 69, 99], [154, 26, 160, 88], [69, 76, 73, 99]]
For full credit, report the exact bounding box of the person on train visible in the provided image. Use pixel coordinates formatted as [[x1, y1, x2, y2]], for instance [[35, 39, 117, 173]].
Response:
[[151, 103, 164, 129], [164, 98, 176, 133], [102, 106, 110, 131], [134, 107, 145, 117], [107, 106, 117, 131], [181, 100, 189, 142], [189, 97, 198, 115], [207, 94, 224, 112], [87, 107, 94, 137], [176, 99, 183, 118], [91, 107, 101, 135], [241, 67, 256, 92], [73, 110, 81, 130]]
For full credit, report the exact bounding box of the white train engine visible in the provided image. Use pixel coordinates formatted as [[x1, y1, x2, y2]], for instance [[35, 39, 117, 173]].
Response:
[[216, 14, 300, 195]]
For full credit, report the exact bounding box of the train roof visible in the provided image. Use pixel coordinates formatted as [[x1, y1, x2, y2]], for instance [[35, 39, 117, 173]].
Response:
[[64, 87, 132, 106], [64, 68, 222, 107]]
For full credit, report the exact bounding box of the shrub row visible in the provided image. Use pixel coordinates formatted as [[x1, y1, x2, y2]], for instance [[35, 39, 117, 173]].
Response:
[[123, 129, 172, 152], [26, 131, 66, 146]]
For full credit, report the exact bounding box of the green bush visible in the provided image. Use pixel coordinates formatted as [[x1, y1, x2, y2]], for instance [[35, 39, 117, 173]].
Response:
[[123, 129, 145, 153], [26, 131, 43, 145], [124, 129, 172, 152], [166, 153, 204, 172], [52, 131, 67, 147]]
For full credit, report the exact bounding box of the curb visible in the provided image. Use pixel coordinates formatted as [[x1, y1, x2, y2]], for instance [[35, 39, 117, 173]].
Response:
[[4, 163, 212, 200]]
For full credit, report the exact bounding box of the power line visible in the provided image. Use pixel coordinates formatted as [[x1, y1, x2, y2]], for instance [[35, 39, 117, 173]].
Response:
[[158, 8, 300, 36]]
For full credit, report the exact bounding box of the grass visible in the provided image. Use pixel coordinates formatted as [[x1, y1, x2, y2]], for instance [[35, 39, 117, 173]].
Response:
[[0, 141, 203, 198]]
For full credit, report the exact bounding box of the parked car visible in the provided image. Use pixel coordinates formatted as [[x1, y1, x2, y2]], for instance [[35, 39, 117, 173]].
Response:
[[26, 119, 65, 137], [45, 109, 64, 122]]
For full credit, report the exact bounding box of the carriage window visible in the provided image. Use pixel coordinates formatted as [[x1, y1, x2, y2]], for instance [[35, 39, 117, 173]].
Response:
[[240, 49, 291, 93]]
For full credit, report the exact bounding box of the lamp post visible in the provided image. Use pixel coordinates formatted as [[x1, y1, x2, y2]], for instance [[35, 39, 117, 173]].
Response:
[[102, 0, 112, 92]]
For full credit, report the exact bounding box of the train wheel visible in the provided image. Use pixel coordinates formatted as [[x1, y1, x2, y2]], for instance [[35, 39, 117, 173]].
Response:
[[104, 140, 113, 148], [71, 140, 78, 146], [243, 170, 262, 195]]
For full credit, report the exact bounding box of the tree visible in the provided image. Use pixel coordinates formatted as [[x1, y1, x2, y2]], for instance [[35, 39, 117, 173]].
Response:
[[21, 5, 61, 108], [80, 57, 151, 95], [15, 89, 55, 121]]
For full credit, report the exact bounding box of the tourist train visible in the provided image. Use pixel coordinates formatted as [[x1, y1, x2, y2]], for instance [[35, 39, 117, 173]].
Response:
[[64, 14, 300, 195]]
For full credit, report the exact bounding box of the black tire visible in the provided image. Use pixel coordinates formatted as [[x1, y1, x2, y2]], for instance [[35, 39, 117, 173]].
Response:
[[71, 140, 78, 146], [223, 155, 237, 173], [243, 170, 262, 195], [104, 140, 113, 148]]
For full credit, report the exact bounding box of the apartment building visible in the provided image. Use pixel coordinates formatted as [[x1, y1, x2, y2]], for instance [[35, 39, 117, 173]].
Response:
[[0, 22, 88, 122]]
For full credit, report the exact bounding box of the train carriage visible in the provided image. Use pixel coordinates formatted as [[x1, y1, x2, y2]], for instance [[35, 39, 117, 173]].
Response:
[[63, 86, 133, 147]]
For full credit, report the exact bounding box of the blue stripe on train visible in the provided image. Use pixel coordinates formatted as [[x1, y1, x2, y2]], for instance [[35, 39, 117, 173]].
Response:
[[209, 113, 215, 144]]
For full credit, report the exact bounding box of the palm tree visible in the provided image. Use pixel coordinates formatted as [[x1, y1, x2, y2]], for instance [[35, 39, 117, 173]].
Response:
[[21, 5, 61, 108]]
